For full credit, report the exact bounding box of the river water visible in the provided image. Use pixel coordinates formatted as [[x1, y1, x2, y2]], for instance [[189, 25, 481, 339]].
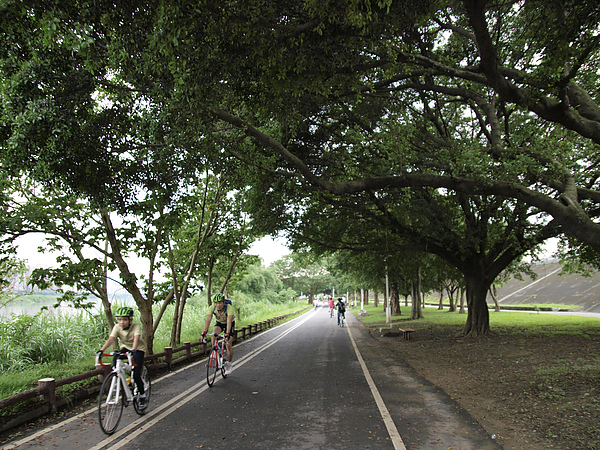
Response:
[[0, 295, 135, 318]]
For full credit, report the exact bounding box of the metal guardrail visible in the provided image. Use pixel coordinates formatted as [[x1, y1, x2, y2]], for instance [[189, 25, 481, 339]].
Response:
[[0, 308, 310, 433]]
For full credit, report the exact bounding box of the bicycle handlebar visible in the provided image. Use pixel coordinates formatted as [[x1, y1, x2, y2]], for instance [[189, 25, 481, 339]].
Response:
[[95, 350, 134, 366]]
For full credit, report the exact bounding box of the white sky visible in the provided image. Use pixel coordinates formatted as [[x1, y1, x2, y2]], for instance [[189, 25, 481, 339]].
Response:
[[248, 235, 290, 266], [15, 233, 290, 271]]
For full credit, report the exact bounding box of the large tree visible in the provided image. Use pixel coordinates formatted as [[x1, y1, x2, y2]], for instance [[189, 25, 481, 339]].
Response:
[[3, 0, 600, 338]]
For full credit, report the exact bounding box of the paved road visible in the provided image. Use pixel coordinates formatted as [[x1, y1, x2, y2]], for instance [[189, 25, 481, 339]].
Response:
[[2, 309, 500, 450]]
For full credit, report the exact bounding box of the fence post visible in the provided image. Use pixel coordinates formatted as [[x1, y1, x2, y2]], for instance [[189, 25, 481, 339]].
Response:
[[38, 378, 56, 412], [164, 347, 173, 368], [184, 342, 192, 360]]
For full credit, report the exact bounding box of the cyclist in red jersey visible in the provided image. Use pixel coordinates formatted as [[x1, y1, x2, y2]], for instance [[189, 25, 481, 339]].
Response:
[[201, 293, 235, 374]]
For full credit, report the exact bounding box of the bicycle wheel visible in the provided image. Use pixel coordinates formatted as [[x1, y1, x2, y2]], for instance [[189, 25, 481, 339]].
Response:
[[133, 366, 152, 415], [98, 372, 124, 435], [207, 348, 219, 386]]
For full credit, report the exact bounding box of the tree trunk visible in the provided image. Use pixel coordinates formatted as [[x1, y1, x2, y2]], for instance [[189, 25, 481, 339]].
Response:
[[390, 281, 401, 315], [458, 288, 466, 314], [410, 268, 424, 320], [373, 290, 378, 308], [438, 290, 444, 310], [101, 209, 154, 353], [489, 285, 500, 312], [99, 240, 115, 331], [462, 272, 492, 336], [447, 286, 456, 312]]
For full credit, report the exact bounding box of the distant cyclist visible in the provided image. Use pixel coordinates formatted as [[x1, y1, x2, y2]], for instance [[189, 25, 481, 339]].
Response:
[[97, 306, 147, 409], [335, 298, 346, 326], [328, 296, 335, 317], [201, 293, 235, 375]]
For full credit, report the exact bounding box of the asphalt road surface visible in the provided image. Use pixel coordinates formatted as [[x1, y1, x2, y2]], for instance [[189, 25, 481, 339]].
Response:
[[2, 308, 500, 449]]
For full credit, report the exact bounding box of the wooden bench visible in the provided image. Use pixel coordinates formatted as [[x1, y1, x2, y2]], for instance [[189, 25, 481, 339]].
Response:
[[398, 328, 416, 341]]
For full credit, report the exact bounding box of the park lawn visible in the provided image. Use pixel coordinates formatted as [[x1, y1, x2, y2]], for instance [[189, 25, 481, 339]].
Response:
[[356, 302, 600, 336]]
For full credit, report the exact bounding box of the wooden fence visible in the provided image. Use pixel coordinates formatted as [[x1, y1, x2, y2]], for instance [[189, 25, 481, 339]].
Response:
[[0, 308, 309, 433]]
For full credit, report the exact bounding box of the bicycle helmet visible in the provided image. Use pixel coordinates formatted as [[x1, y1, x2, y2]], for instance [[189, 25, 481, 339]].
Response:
[[115, 306, 134, 317], [213, 293, 226, 303]]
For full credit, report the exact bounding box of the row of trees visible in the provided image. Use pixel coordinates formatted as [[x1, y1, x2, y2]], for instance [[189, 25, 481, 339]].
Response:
[[2, 1, 600, 337]]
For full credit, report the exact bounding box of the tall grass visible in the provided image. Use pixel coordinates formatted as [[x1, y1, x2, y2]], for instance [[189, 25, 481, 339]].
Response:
[[0, 311, 106, 372], [0, 310, 107, 406]]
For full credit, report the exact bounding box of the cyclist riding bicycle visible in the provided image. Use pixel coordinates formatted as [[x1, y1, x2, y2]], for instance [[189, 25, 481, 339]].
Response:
[[336, 297, 346, 326], [201, 293, 235, 375], [97, 306, 147, 409], [328, 296, 335, 317]]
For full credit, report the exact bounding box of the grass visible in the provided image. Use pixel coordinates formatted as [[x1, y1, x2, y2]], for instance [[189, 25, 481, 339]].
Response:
[[356, 302, 600, 336]]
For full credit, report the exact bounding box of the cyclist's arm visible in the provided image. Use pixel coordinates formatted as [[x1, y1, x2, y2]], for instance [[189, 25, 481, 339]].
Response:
[[132, 334, 140, 351], [99, 335, 115, 352], [201, 311, 213, 334], [226, 313, 234, 335]]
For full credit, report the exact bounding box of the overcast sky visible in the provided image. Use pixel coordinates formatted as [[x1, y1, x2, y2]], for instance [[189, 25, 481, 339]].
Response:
[[15, 233, 290, 271]]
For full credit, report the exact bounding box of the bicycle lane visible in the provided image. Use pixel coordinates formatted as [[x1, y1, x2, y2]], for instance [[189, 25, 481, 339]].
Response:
[[107, 307, 397, 449], [3, 309, 377, 449]]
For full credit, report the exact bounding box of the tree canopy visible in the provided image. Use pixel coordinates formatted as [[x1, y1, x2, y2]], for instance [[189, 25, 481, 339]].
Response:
[[2, 0, 600, 336]]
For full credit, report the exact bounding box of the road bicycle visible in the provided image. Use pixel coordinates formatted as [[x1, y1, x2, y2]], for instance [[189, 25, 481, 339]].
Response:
[[338, 311, 346, 327], [329, 306, 334, 318], [205, 333, 228, 387], [95, 350, 152, 435]]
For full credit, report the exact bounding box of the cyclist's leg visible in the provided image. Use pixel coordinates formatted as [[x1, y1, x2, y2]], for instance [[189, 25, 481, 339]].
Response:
[[225, 321, 235, 362], [212, 324, 223, 349], [132, 350, 145, 395]]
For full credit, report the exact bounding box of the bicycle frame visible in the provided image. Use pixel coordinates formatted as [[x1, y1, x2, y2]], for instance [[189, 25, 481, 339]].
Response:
[[96, 350, 151, 435], [206, 333, 228, 386], [96, 352, 136, 405]]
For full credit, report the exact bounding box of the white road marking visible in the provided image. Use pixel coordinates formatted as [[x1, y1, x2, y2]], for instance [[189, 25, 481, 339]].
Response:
[[497, 267, 561, 302], [346, 322, 407, 450]]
